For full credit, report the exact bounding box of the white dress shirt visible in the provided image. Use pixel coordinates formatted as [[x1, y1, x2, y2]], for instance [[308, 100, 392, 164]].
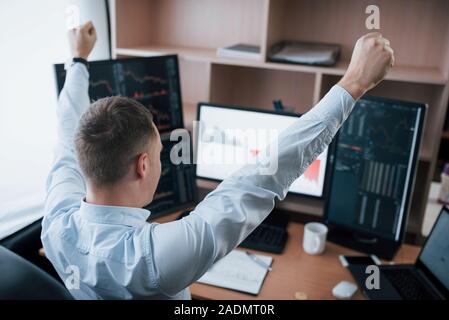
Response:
[[41, 62, 355, 299]]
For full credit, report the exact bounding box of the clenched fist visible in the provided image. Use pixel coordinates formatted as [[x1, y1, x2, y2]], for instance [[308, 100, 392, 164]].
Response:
[[68, 21, 97, 60], [339, 32, 394, 100]]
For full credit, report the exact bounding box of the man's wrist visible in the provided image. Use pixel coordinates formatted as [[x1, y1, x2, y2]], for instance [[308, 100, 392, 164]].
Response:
[[74, 51, 89, 60], [337, 76, 367, 101], [72, 57, 89, 69]]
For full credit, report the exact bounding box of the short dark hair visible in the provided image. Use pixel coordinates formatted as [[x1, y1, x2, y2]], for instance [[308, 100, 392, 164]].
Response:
[[75, 96, 157, 186]]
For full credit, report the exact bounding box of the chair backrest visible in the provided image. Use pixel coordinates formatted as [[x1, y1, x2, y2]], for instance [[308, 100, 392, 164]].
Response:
[[0, 245, 73, 300]]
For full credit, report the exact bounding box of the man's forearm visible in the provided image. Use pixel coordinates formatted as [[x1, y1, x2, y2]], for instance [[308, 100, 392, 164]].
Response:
[[57, 63, 90, 149], [44, 63, 90, 224], [235, 84, 355, 198], [43, 22, 95, 228]]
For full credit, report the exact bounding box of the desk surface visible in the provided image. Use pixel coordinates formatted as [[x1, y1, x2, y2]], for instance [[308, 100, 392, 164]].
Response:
[[155, 212, 421, 300]]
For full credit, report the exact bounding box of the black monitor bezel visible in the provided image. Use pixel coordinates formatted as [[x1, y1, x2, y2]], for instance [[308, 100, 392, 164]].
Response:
[[324, 95, 427, 259], [415, 206, 449, 299], [54, 55, 185, 133], [195, 102, 335, 199], [144, 132, 198, 219]]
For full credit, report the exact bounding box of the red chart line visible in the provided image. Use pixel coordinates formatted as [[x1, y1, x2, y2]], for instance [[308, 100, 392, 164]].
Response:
[[303, 159, 321, 183]]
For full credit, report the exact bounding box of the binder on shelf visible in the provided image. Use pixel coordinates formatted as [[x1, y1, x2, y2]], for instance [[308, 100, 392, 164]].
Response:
[[217, 43, 262, 61], [268, 41, 341, 66]]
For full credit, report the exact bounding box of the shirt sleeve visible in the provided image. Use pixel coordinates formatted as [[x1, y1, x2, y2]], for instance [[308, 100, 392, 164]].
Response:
[[43, 63, 90, 227], [150, 85, 355, 296]]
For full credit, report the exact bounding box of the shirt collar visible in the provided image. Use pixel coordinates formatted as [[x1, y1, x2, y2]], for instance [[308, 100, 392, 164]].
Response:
[[79, 199, 151, 228]]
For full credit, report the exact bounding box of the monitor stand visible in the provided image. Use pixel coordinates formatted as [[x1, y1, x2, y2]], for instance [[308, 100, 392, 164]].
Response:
[[327, 226, 400, 260]]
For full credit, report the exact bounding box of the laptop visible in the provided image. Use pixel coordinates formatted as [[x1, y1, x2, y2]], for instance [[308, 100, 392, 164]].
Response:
[[351, 206, 449, 300]]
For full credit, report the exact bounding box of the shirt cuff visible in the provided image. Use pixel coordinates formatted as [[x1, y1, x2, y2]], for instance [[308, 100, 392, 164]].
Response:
[[334, 84, 356, 104], [315, 84, 356, 124], [65, 62, 89, 89], [67, 62, 89, 78]]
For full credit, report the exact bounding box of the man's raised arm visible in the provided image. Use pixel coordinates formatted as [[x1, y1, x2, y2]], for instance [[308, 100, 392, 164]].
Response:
[[43, 22, 96, 225], [149, 33, 394, 296]]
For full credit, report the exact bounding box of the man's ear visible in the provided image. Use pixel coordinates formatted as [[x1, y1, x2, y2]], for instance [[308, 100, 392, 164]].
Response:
[[136, 153, 148, 179]]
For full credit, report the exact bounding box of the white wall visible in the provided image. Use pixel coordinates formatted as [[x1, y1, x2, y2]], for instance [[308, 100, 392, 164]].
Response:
[[0, 0, 110, 238]]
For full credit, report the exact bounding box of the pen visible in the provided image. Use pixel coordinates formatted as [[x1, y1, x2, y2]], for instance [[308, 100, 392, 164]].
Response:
[[245, 251, 272, 271]]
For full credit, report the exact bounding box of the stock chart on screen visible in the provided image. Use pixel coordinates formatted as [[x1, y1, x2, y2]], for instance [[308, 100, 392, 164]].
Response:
[[326, 97, 425, 240], [54, 56, 183, 132]]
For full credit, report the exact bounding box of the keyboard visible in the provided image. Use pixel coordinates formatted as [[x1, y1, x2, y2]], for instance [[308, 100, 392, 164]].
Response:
[[177, 210, 288, 254], [382, 268, 436, 300], [239, 223, 288, 254]]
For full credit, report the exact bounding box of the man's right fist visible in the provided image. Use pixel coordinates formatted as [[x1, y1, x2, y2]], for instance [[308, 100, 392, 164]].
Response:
[[68, 21, 97, 60], [339, 32, 394, 100]]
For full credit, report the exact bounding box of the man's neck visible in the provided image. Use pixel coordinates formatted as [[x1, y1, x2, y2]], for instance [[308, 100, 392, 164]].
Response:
[[86, 184, 142, 208]]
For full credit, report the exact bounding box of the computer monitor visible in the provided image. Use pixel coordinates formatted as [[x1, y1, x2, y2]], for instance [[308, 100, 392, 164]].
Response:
[[417, 206, 449, 295], [55, 56, 196, 217], [54, 55, 184, 133], [325, 96, 426, 259], [196, 103, 331, 198], [144, 133, 197, 218]]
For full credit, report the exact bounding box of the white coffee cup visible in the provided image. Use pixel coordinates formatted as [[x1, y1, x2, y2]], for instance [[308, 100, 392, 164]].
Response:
[[303, 222, 328, 255]]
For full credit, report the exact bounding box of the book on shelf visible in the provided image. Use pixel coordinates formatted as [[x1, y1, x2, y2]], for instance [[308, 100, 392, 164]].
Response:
[[268, 41, 341, 66], [216, 43, 262, 61]]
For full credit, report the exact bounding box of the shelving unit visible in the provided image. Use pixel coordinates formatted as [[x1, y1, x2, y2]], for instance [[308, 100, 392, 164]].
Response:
[[110, 0, 449, 239]]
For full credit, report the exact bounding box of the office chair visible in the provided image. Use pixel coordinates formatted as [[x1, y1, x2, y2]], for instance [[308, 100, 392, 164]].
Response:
[[0, 245, 73, 300]]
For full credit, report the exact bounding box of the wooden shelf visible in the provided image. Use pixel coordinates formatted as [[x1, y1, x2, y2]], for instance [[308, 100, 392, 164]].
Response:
[[113, 0, 449, 239], [115, 45, 217, 62], [118, 45, 443, 163], [383, 65, 447, 86], [116, 45, 447, 85], [182, 102, 197, 132]]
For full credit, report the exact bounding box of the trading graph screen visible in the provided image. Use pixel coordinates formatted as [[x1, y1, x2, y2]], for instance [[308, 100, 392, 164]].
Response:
[[54, 56, 183, 132], [196, 104, 330, 198], [144, 134, 197, 218], [326, 97, 425, 240]]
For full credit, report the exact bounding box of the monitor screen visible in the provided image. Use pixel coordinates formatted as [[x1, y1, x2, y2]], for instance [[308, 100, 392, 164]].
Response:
[[326, 97, 425, 241], [418, 207, 449, 292], [196, 104, 329, 198], [144, 134, 197, 218], [54, 56, 183, 133]]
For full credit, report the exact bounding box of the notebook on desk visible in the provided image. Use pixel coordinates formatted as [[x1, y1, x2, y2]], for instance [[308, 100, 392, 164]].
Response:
[[197, 250, 273, 295]]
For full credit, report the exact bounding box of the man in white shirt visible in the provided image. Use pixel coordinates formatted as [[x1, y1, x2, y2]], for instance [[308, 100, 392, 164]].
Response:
[[41, 21, 394, 299]]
